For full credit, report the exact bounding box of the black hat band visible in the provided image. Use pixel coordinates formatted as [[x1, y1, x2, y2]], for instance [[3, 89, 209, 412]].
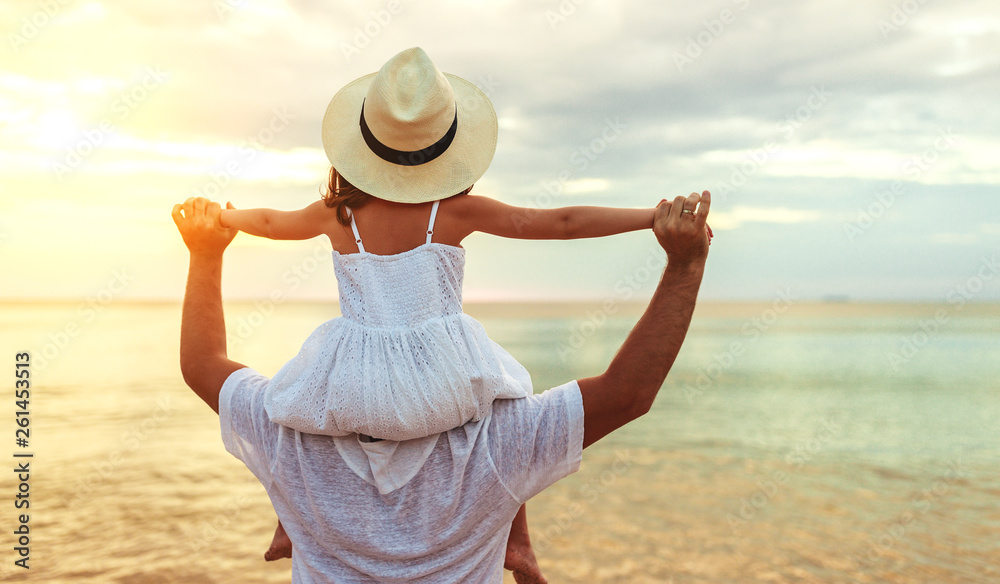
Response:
[[359, 98, 458, 167]]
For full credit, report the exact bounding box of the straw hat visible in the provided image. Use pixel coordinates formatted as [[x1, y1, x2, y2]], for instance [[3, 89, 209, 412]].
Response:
[[321, 47, 498, 203]]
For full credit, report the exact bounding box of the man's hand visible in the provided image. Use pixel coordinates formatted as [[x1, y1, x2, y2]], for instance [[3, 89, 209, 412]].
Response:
[[654, 190, 711, 268], [172, 197, 237, 256]]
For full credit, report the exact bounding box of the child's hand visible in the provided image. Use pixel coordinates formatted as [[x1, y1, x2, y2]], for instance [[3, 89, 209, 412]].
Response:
[[219, 201, 236, 229], [172, 197, 237, 256], [659, 198, 713, 245], [654, 191, 711, 266]]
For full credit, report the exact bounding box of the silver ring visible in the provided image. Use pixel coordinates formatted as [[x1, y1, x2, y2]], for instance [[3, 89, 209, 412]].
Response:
[[681, 209, 694, 215]]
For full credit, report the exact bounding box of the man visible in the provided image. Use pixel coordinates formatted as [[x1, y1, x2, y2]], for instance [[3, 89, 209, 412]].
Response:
[[172, 190, 711, 583]]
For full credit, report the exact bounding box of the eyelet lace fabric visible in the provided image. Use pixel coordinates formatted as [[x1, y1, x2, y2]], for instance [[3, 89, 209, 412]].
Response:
[[263, 243, 533, 441]]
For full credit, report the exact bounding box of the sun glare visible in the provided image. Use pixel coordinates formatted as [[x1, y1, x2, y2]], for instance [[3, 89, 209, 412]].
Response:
[[33, 108, 83, 149]]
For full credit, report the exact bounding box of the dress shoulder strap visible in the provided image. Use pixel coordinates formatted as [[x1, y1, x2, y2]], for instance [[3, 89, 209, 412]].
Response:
[[425, 200, 440, 244], [348, 208, 365, 253]]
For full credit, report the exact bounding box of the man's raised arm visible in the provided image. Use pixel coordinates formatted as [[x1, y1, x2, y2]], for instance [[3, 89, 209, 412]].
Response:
[[172, 197, 247, 414], [579, 191, 711, 448]]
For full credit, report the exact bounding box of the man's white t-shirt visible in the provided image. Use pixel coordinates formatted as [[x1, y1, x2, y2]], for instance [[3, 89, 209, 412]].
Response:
[[219, 367, 585, 583]]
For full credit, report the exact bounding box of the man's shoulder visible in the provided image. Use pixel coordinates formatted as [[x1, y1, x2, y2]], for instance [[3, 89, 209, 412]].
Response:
[[483, 379, 585, 503], [219, 367, 273, 464], [220, 367, 269, 417], [489, 380, 582, 419]]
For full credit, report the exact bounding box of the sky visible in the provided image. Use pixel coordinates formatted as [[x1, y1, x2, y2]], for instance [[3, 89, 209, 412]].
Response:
[[0, 0, 998, 303]]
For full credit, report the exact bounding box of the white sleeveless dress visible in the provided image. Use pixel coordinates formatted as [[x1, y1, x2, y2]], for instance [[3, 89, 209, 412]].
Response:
[[263, 200, 533, 442]]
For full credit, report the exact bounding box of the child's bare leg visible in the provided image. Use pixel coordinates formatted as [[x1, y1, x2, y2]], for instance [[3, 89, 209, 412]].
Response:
[[264, 520, 293, 562], [504, 503, 547, 584]]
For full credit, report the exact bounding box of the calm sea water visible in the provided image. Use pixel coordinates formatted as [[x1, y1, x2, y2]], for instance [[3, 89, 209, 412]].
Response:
[[0, 301, 997, 583]]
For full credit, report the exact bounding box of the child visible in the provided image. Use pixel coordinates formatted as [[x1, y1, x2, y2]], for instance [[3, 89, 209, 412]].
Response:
[[219, 47, 708, 583]]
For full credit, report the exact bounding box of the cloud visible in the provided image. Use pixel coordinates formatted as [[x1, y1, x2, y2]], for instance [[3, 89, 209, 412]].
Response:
[[930, 233, 979, 245], [707, 206, 823, 231], [563, 178, 609, 194], [1, 0, 999, 300]]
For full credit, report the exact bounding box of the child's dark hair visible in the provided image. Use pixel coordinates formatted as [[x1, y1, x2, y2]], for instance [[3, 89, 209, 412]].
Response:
[[321, 166, 476, 224], [322, 167, 374, 225]]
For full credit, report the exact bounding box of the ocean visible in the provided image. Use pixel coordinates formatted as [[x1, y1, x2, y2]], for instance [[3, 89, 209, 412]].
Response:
[[0, 300, 997, 583]]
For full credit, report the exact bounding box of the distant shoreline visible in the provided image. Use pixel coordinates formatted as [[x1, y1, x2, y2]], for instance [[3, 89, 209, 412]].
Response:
[[4, 299, 1000, 320]]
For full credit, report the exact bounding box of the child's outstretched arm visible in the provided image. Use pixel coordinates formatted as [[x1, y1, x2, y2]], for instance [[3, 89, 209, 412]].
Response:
[[219, 200, 329, 240], [455, 195, 654, 240]]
